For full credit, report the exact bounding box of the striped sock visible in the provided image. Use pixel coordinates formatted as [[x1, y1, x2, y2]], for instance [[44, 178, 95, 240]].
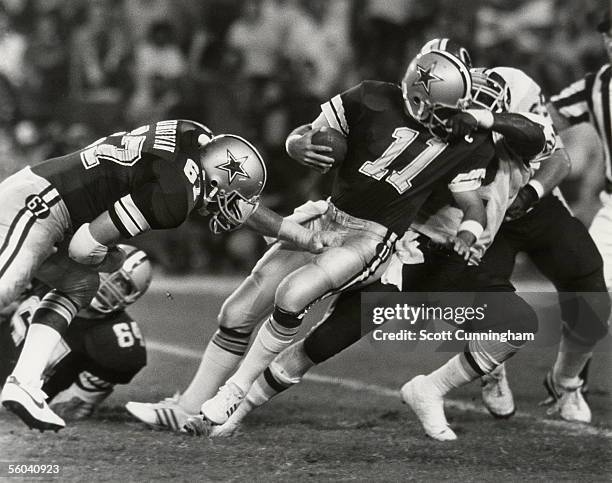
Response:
[[12, 292, 78, 386], [228, 308, 301, 393], [179, 330, 250, 413]]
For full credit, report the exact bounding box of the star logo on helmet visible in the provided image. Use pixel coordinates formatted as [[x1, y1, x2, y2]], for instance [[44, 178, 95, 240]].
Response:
[[413, 63, 443, 95], [216, 149, 251, 184]]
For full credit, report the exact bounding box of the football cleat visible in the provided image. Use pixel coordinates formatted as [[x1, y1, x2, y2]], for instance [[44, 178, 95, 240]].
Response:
[[182, 414, 213, 437], [543, 372, 592, 423], [1, 376, 65, 431], [200, 382, 245, 425], [126, 394, 195, 431], [50, 397, 96, 421], [401, 375, 457, 441], [481, 364, 515, 419]]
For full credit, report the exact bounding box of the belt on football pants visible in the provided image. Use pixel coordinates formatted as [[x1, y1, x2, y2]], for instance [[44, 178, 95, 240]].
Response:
[[326, 201, 395, 239]]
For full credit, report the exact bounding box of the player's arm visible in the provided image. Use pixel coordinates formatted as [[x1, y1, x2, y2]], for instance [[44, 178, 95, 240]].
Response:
[[504, 148, 571, 221], [285, 114, 335, 173], [69, 176, 185, 270], [449, 110, 546, 158], [244, 203, 343, 253], [68, 213, 125, 272], [451, 189, 487, 261]]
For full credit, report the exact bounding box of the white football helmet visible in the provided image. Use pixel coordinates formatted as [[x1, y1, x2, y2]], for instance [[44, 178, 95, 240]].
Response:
[[470, 68, 511, 113], [401, 50, 472, 139], [91, 245, 153, 314]]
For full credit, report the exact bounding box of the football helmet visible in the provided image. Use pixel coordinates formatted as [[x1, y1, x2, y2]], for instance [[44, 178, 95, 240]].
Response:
[[402, 50, 472, 139], [198, 134, 267, 234], [91, 245, 153, 314], [420, 38, 473, 69], [470, 68, 511, 113]]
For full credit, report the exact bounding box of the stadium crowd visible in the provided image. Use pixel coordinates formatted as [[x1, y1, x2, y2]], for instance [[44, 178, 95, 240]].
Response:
[[0, 0, 606, 273]]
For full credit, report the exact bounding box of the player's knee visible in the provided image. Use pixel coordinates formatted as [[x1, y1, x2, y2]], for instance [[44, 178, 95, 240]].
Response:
[[275, 277, 311, 315], [560, 292, 611, 345]]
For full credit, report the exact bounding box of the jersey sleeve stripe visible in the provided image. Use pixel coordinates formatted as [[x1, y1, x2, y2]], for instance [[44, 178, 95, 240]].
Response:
[[555, 101, 591, 122], [321, 95, 349, 136], [111, 195, 151, 237]]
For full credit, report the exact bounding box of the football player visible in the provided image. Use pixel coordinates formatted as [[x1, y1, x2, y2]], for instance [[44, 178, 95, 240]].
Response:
[[0, 245, 152, 422], [0, 119, 342, 432], [479, 15, 612, 423], [191, 64, 557, 441], [187, 49, 504, 433], [127, 50, 497, 433]]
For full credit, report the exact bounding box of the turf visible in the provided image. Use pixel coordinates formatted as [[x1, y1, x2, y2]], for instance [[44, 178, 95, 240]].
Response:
[[1, 273, 610, 481]]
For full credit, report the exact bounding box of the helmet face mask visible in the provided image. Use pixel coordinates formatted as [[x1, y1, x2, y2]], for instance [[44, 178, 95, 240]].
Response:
[[198, 134, 266, 234], [402, 50, 472, 140], [470, 68, 510, 113], [90, 245, 152, 314]]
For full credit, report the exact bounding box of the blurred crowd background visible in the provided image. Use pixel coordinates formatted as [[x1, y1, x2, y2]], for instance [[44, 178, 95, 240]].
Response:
[[0, 0, 607, 273]]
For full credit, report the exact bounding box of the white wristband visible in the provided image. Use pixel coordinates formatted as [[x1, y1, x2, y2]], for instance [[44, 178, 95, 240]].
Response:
[[528, 179, 545, 199], [458, 220, 484, 240], [68, 223, 109, 265], [465, 109, 495, 129]]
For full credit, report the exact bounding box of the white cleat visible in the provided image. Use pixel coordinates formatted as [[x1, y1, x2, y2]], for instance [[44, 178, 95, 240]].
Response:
[[401, 375, 457, 441], [543, 372, 591, 424], [1, 376, 65, 432], [200, 382, 245, 425], [209, 399, 253, 438], [126, 394, 195, 431], [481, 364, 515, 419]]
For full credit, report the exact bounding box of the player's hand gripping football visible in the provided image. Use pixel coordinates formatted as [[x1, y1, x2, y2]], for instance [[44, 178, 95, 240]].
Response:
[[287, 126, 336, 173], [307, 230, 345, 254]]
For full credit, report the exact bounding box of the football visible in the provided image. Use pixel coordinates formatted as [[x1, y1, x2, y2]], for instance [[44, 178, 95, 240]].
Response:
[[311, 127, 348, 165]]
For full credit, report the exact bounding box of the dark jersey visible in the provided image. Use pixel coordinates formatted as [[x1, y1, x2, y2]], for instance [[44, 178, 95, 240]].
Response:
[[0, 287, 146, 398], [321, 81, 495, 234], [31, 120, 213, 238]]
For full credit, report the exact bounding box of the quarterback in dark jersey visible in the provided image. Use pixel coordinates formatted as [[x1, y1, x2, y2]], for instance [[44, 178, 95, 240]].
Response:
[[1, 245, 151, 421], [177, 50, 498, 432], [0, 119, 341, 432]]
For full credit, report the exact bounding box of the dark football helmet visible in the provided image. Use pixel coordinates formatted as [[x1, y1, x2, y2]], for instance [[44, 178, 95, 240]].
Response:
[[198, 134, 267, 234], [401, 50, 473, 139], [420, 38, 473, 69], [91, 245, 153, 314]]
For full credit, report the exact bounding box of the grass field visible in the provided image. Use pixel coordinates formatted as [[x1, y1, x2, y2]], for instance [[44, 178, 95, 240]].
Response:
[[1, 269, 611, 481]]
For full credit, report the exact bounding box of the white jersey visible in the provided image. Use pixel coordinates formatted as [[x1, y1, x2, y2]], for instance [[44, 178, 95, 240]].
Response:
[[404, 67, 560, 261]]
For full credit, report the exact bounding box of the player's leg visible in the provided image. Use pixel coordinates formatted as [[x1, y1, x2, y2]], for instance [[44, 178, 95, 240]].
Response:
[[201, 222, 394, 425], [126, 242, 315, 430], [188, 283, 387, 436], [178, 243, 313, 412], [525, 199, 610, 422], [49, 318, 146, 421], [211, 230, 394, 418], [588, 193, 612, 289], [0, 170, 75, 430]]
